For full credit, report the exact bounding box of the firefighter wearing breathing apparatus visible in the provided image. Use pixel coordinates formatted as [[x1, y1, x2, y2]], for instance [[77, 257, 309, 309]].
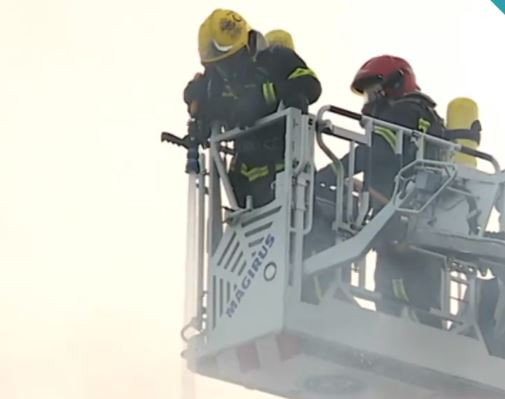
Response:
[[183, 9, 321, 208], [316, 55, 446, 327]]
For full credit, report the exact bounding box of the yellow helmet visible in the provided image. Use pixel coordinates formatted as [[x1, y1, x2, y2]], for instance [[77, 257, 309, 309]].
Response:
[[198, 9, 251, 64], [265, 29, 295, 50]]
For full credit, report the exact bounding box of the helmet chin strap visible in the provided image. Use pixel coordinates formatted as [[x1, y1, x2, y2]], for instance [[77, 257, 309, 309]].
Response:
[[382, 69, 405, 93], [247, 30, 259, 57], [246, 30, 267, 60]]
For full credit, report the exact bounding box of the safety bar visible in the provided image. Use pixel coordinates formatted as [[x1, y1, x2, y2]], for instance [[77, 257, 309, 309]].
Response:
[[206, 109, 296, 214], [324, 105, 361, 122], [209, 108, 294, 145], [315, 105, 372, 230], [316, 105, 501, 173], [207, 108, 314, 215], [368, 117, 500, 172], [459, 146, 500, 171], [313, 104, 502, 235], [316, 131, 344, 229]]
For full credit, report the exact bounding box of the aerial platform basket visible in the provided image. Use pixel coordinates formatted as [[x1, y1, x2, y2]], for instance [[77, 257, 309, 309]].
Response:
[[177, 106, 505, 399]]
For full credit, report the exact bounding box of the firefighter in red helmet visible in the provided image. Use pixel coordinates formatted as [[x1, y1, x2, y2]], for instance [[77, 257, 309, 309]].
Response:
[[316, 55, 445, 328], [351, 55, 419, 96]]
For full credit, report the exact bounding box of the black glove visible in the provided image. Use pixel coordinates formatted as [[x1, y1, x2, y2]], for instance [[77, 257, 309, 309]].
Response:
[[183, 73, 207, 112], [282, 94, 309, 113]]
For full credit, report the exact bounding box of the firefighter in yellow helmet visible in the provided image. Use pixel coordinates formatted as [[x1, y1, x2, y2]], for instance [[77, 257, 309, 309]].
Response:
[[184, 9, 321, 208], [265, 29, 295, 50]]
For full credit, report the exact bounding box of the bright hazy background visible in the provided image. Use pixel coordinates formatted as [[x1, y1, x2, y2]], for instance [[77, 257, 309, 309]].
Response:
[[1, 0, 504, 398]]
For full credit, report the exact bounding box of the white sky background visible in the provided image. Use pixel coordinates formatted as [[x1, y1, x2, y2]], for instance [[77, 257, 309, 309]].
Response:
[[0, 0, 504, 398]]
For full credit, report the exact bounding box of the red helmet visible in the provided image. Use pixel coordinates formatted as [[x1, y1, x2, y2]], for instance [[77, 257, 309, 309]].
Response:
[[351, 55, 420, 97]]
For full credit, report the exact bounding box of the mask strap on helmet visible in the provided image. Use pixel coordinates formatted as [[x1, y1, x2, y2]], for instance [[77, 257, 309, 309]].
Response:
[[247, 30, 266, 59], [381, 69, 405, 92], [247, 30, 257, 56]]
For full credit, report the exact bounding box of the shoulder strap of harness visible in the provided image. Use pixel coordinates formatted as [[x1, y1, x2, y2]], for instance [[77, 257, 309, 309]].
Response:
[[391, 92, 446, 138]]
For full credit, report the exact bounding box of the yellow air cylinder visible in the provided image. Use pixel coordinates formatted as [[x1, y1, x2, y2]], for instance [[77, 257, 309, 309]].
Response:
[[265, 29, 295, 50], [446, 97, 480, 167]]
